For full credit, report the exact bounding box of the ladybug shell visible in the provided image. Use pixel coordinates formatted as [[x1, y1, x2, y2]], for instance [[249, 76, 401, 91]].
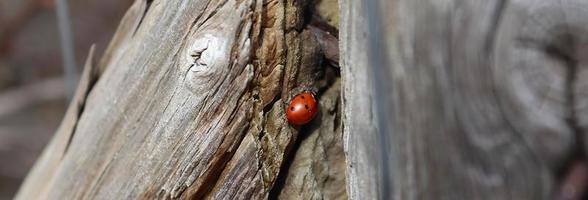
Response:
[[286, 92, 318, 125]]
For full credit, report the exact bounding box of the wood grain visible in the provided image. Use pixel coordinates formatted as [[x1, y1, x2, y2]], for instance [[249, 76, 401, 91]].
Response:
[[341, 0, 588, 199], [277, 79, 346, 200], [16, 44, 98, 200], [16, 0, 345, 199]]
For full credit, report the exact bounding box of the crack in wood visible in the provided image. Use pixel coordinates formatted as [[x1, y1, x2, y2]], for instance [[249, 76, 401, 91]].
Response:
[[132, 0, 154, 36], [16, 0, 343, 198], [63, 45, 100, 157]]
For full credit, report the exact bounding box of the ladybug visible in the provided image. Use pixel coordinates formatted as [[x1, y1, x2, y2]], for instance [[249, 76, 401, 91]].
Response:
[[286, 91, 318, 125]]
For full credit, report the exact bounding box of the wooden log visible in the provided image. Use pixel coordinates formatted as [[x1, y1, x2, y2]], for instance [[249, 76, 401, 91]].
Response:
[[16, 0, 346, 199], [341, 0, 588, 199]]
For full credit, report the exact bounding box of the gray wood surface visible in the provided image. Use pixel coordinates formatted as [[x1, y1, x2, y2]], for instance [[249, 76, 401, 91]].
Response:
[[342, 0, 588, 199], [16, 0, 345, 199]]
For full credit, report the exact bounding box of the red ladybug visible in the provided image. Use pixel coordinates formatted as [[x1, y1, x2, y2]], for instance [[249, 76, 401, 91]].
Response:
[[286, 91, 318, 125]]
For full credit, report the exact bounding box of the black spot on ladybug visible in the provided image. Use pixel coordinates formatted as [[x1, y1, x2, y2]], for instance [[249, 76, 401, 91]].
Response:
[[300, 95, 305, 99], [290, 107, 295, 111], [304, 104, 309, 109]]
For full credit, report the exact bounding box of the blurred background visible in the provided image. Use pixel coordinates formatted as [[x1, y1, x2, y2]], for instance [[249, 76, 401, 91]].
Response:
[[0, 0, 132, 198]]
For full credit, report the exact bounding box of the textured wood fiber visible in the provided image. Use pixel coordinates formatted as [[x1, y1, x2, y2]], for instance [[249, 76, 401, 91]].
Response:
[[277, 79, 346, 200], [342, 0, 588, 199], [16, 0, 345, 199]]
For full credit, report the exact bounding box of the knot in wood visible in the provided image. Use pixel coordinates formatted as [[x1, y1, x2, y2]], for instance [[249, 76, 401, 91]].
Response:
[[185, 34, 229, 93]]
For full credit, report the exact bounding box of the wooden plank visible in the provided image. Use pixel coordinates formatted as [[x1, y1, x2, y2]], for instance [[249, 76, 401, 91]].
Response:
[[340, 0, 382, 198], [341, 0, 588, 199]]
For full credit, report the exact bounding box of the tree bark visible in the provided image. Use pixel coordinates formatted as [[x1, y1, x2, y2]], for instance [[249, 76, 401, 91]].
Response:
[[342, 0, 588, 199], [16, 0, 345, 199]]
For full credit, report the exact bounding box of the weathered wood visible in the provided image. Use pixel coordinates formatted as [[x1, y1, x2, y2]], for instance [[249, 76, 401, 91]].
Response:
[[16, 45, 98, 200], [342, 0, 588, 199], [277, 79, 346, 200], [17, 0, 345, 199], [340, 0, 383, 198]]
